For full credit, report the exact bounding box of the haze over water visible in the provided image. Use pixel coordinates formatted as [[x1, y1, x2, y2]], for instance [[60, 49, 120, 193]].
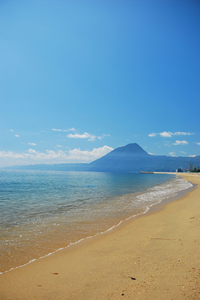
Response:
[[0, 170, 192, 273]]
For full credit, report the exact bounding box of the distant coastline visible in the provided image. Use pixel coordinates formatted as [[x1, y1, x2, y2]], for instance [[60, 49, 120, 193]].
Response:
[[2, 143, 200, 173]]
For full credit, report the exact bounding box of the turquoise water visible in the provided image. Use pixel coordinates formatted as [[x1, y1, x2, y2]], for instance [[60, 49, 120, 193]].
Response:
[[0, 170, 192, 273]]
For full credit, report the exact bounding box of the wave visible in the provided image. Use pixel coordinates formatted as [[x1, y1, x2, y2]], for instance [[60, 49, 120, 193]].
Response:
[[1, 176, 193, 275]]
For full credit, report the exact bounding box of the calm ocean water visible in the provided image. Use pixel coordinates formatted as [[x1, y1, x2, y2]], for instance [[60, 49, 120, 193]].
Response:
[[0, 170, 192, 273]]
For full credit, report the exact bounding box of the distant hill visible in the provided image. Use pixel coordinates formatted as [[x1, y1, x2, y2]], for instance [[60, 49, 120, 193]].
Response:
[[88, 143, 150, 172], [2, 143, 200, 173], [88, 143, 200, 173]]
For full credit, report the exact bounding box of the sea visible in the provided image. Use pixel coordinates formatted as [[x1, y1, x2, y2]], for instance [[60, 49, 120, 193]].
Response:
[[0, 169, 193, 273]]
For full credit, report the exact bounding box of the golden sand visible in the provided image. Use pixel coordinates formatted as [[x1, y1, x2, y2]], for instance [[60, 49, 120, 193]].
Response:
[[0, 173, 200, 299]]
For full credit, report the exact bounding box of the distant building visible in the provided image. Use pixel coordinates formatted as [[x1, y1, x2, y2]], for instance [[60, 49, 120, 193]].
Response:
[[176, 168, 183, 172], [188, 164, 195, 171]]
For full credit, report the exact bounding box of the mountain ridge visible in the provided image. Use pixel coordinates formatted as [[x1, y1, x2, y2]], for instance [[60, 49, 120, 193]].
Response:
[[2, 143, 200, 173]]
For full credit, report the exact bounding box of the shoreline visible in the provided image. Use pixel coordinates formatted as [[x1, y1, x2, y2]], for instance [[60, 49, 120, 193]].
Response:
[[0, 173, 200, 299], [0, 173, 191, 275], [0, 171, 178, 274]]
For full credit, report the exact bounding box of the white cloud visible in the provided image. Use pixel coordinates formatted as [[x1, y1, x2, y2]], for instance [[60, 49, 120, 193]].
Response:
[[148, 133, 157, 137], [56, 145, 62, 147], [68, 145, 113, 161], [28, 143, 36, 146], [0, 146, 114, 167], [10, 129, 14, 132], [148, 152, 155, 155], [174, 132, 194, 136], [195, 142, 200, 146], [28, 148, 36, 154], [180, 151, 186, 154], [169, 152, 176, 157], [98, 133, 110, 140], [160, 131, 172, 137], [67, 132, 96, 141], [189, 155, 196, 157], [173, 140, 188, 146], [54, 128, 110, 142], [0, 151, 24, 159], [149, 131, 194, 138], [15, 135, 19, 137], [52, 128, 76, 132]]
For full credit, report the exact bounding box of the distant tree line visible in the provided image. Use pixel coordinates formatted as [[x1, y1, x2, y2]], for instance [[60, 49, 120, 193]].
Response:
[[191, 167, 200, 172]]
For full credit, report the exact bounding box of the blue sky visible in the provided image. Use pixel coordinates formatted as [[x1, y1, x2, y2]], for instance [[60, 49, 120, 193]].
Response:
[[0, 0, 200, 167]]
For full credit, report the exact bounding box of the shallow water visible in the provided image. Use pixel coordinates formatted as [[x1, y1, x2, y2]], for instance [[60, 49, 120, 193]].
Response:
[[0, 170, 192, 273]]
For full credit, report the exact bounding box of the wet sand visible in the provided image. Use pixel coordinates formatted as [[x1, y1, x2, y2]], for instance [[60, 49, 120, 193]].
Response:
[[0, 173, 200, 299]]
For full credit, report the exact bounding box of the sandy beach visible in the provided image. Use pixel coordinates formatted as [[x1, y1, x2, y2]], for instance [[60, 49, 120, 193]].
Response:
[[0, 173, 200, 299]]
